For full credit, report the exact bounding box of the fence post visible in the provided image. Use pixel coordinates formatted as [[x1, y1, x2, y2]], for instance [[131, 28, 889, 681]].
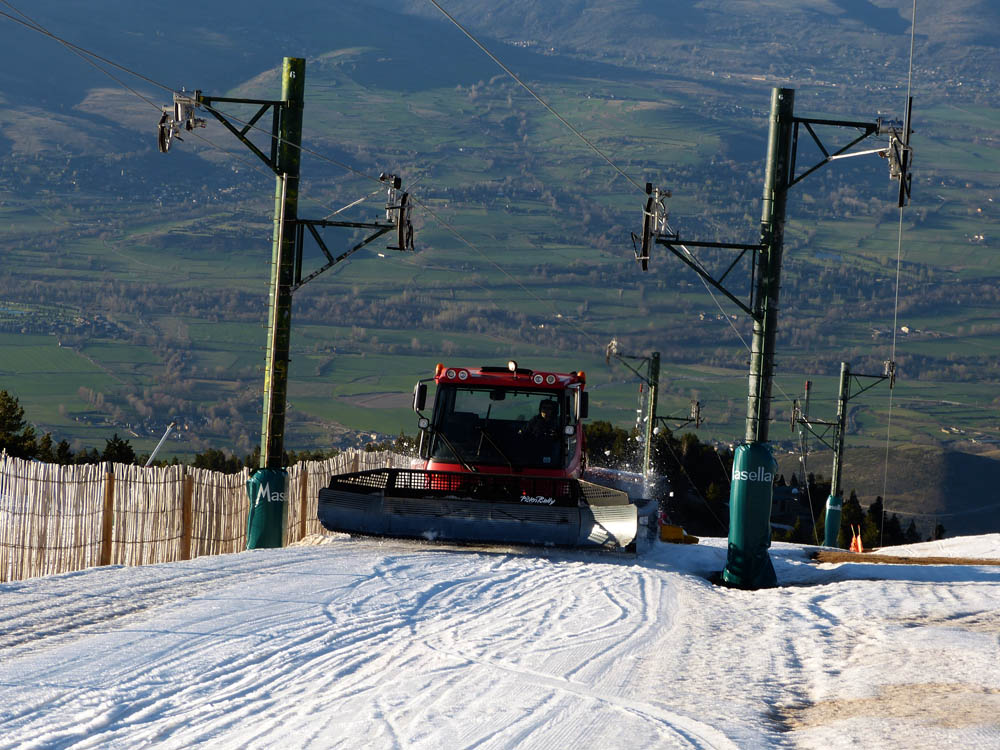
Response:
[[100, 462, 115, 567], [181, 468, 194, 561], [299, 466, 309, 541]]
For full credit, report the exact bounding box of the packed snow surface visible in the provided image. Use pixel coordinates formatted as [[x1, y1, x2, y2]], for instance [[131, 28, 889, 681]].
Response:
[[1, 534, 998, 749]]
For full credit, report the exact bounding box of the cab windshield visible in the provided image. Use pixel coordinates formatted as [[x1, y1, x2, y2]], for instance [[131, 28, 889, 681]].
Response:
[[429, 386, 569, 470]]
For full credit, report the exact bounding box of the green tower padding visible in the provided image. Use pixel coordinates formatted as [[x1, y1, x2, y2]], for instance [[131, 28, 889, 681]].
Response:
[[246, 468, 287, 549], [823, 494, 843, 547], [721, 442, 778, 589]]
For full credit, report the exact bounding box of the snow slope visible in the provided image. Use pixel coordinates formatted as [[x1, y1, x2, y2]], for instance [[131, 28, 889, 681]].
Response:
[[1, 535, 998, 749]]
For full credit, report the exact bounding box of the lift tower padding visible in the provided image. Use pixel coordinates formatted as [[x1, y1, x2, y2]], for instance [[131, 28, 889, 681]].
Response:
[[722, 443, 778, 587]]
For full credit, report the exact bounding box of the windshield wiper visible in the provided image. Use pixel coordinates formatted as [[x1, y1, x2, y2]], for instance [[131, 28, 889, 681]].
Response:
[[476, 425, 514, 472], [433, 429, 478, 473]]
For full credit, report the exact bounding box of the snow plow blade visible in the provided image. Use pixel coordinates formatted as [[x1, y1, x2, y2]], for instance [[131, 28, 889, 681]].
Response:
[[318, 469, 638, 550]]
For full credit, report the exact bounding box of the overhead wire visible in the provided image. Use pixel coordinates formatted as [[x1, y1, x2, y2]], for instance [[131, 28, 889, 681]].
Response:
[[881, 0, 918, 547], [657, 434, 726, 532], [794, 426, 820, 545], [1, 0, 488, 306], [5, 0, 875, 457], [2, 0, 620, 344], [0, 1, 593, 355], [0, 3, 164, 112], [0, 1, 393, 192], [0, 4, 171, 96], [425, 0, 797, 414], [424, 0, 647, 196], [2, 0, 762, 375], [425, 0, 780, 419]]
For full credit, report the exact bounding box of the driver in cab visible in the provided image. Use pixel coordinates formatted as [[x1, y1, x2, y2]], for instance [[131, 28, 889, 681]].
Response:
[[526, 399, 559, 439]]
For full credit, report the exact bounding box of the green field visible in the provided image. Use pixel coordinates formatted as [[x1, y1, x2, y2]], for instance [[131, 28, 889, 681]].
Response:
[[0, 10, 997, 464]]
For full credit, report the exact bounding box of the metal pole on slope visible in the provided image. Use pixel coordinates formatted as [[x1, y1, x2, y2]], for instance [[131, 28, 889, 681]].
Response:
[[642, 351, 660, 482], [823, 362, 851, 546], [637, 87, 900, 582], [248, 57, 304, 550], [261, 57, 304, 472], [144, 422, 176, 467], [798, 380, 811, 485], [155, 58, 412, 551], [721, 87, 795, 590]]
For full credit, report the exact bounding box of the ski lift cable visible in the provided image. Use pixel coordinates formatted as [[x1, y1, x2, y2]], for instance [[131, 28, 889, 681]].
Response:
[[424, 0, 798, 411], [0, 2, 607, 352], [186, 129, 361, 221], [881, 0, 918, 547], [0, 3, 391, 190], [424, 0, 647, 196], [658, 432, 727, 531], [0, 5, 163, 113], [0, 0, 737, 360], [426, 0, 775, 392], [0, 2, 401, 224], [0, 3, 170, 95], [882, 500, 1000, 520], [670, 229, 803, 413]]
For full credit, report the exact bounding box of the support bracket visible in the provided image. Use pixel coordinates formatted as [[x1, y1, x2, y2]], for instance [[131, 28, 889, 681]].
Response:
[[196, 92, 286, 173], [291, 219, 394, 292], [788, 116, 879, 188], [654, 237, 763, 319]]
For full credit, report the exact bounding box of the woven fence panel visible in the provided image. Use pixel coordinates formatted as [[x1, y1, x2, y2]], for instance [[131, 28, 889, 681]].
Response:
[[110, 463, 186, 567], [189, 466, 250, 558], [0, 450, 413, 581], [0, 455, 106, 582]]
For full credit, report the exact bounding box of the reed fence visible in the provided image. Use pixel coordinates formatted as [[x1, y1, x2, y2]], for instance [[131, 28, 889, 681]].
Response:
[[0, 449, 409, 582]]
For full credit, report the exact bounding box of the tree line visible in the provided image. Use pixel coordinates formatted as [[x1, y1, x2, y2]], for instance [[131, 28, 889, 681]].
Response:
[[583, 419, 945, 548], [0, 389, 343, 470]]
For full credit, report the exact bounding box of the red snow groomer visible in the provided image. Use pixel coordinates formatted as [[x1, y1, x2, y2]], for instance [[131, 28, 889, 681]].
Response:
[[318, 362, 638, 550]]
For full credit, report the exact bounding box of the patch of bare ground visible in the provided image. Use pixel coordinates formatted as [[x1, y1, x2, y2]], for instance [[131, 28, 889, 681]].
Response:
[[777, 683, 1000, 731], [893, 609, 1000, 634], [811, 550, 1000, 566]]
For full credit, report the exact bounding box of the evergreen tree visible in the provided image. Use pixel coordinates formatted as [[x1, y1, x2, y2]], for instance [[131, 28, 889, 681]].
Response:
[[36, 432, 55, 463], [839, 490, 864, 549], [102, 433, 136, 464], [76, 447, 102, 464], [584, 421, 633, 466], [243, 445, 261, 470], [193, 448, 244, 473], [0, 390, 38, 459], [56, 439, 74, 464], [882, 513, 904, 547], [862, 496, 885, 548], [903, 519, 921, 544]]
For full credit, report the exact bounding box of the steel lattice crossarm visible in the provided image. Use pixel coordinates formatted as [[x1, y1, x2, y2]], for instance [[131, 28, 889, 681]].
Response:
[[634, 96, 915, 278], [788, 99, 914, 207], [653, 235, 765, 319], [196, 91, 286, 172], [156, 90, 415, 294]]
